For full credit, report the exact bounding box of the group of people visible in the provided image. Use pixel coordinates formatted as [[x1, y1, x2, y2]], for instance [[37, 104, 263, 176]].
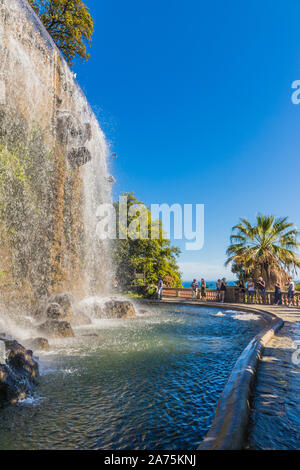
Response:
[[156, 276, 296, 306], [237, 277, 296, 307], [191, 278, 228, 302]]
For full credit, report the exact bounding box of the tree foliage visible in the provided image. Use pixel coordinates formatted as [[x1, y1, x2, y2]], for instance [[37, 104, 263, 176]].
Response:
[[226, 214, 300, 287], [112, 193, 182, 288], [28, 0, 94, 66]]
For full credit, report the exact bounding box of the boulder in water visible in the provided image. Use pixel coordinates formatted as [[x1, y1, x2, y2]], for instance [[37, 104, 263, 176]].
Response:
[[26, 337, 50, 351], [6, 341, 38, 380], [46, 303, 66, 321], [75, 297, 136, 320], [102, 300, 136, 319], [38, 320, 74, 338]]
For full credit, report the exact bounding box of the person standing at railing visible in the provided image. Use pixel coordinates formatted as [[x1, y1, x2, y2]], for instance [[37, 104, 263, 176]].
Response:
[[287, 278, 295, 307], [238, 280, 246, 303], [157, 277, 163, 301], [274, 280, 282, 305], [216, 279, 221, 301], [200, 279, 206, 300], [247, 278, 255, 303], [220, 278, 227, 302], [257, 277, 266, 304], [191, 279, 199, 299]]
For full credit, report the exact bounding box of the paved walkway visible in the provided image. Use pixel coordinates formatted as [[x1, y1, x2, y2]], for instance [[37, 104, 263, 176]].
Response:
[[246, 305, 300, 450], [147, 299, 300, 450]]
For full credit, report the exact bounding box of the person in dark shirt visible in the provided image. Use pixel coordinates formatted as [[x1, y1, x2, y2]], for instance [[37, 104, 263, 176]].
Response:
[[274, 280, 282, 305], [257, 277, 266, 304], [191, 279, 199, 299]]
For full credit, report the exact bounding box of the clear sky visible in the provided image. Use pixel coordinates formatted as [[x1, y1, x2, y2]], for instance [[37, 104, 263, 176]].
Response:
[[76, 0, 300, 281]]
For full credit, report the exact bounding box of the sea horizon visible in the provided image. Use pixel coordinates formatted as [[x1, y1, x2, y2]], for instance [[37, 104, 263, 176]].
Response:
[[182, 280, 237, 289]]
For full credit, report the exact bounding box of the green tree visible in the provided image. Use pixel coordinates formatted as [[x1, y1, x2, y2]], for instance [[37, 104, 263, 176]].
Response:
[[112, 193, 182, 288], [28, 0, 94, 66], [226, 214, 300, 287]]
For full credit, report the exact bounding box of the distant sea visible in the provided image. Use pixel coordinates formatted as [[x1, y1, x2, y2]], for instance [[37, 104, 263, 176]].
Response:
[[182, 281, 236, 289]]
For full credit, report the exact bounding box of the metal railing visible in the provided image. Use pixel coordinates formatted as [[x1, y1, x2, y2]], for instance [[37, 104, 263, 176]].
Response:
[[163, 286, 300, 306]]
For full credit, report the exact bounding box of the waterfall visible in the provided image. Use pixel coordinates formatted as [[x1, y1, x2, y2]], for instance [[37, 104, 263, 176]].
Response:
[[0, 0, 113, 311]]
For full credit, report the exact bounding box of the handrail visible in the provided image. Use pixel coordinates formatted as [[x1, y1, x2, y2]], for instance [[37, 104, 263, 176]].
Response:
[[162, 286, 300, 306]]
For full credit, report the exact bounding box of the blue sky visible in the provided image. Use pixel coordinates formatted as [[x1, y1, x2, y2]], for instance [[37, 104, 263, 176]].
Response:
[[76, 0, 300, 281]]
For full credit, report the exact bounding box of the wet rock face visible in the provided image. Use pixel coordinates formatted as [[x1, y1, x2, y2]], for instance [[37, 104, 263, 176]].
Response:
[[56, 114, 92, 147], [0, 0, 112, 306], [0, 339, 39, 406], [50, 292, 73, 310], [0, 107, 28, 148], [102, 300, 136, 319], [56, 112, 92, 168], [38, 320, 74, 339]]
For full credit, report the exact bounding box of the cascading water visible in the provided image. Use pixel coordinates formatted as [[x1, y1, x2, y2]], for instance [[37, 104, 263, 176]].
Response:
[[81, 121, 113, 296], [0, 0, 113, 322], [0, 0, 120, 411]]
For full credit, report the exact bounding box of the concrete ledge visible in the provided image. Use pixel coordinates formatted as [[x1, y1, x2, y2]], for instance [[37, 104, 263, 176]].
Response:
[[199, 312, 283, 449], [139, 299, 284, 450]]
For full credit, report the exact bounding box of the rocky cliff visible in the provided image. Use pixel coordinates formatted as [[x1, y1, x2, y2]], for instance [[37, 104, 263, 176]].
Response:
[[0, 0, 112, 310]]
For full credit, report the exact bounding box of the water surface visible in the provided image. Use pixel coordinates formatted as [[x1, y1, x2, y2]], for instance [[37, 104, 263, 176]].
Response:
[[0, 304, 265, 450]]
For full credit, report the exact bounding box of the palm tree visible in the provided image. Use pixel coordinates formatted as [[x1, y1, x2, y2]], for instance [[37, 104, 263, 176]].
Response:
[[226, 215, 300, 287]]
